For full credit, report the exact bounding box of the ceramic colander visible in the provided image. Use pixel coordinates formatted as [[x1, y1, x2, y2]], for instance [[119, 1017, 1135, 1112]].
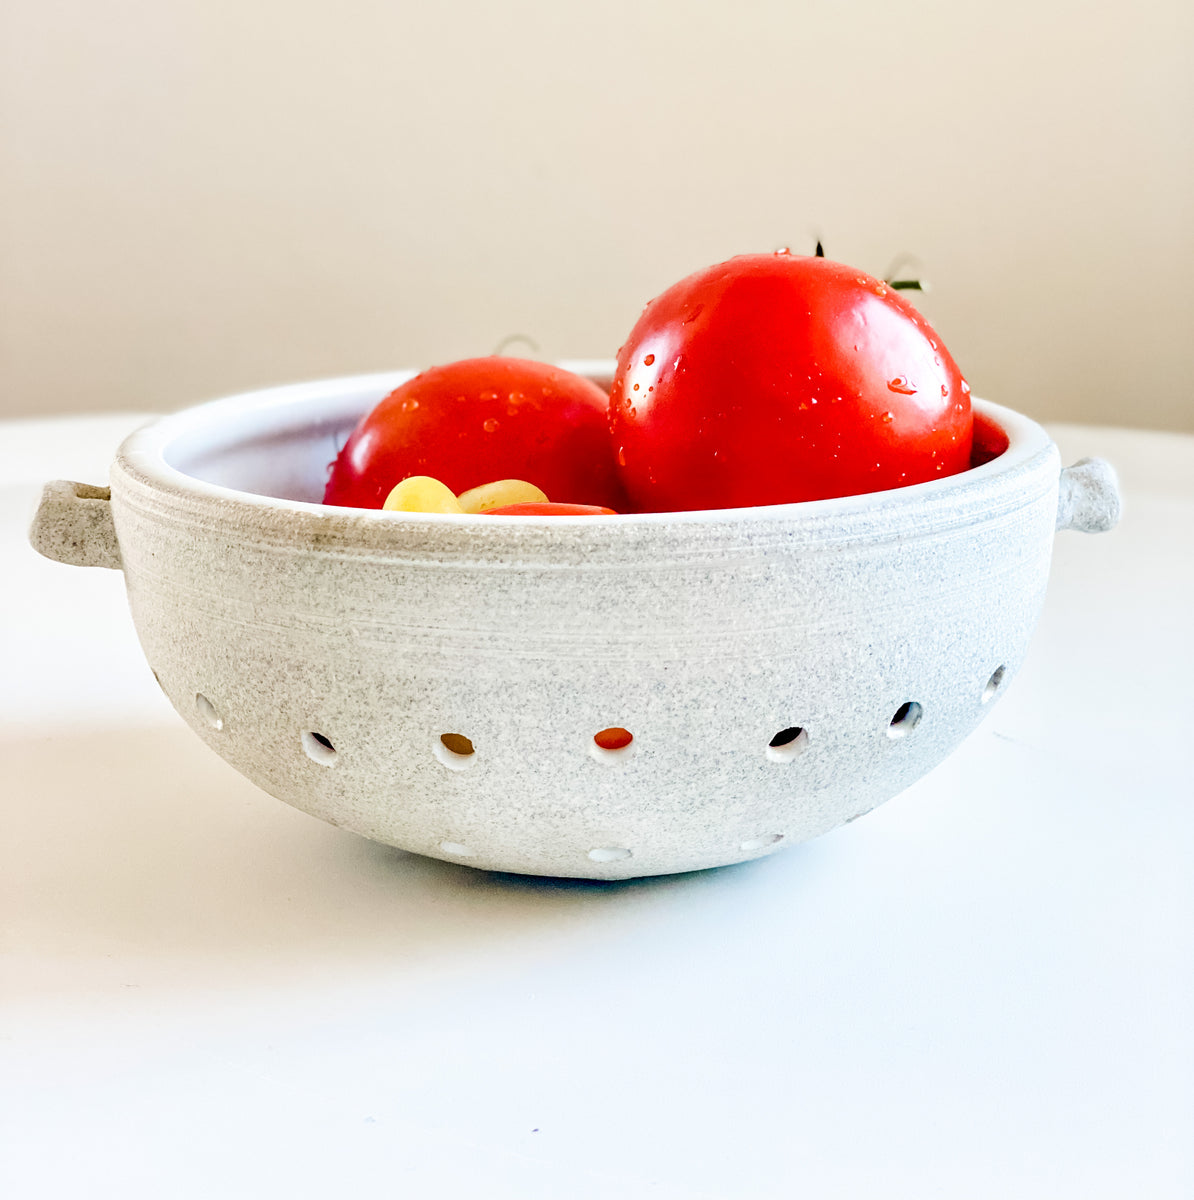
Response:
[[30, 365, 1120, 879]]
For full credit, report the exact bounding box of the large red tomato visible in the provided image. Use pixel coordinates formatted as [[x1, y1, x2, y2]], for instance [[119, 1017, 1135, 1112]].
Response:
[[324, 357, 625, 510], [609, 253, 973, 511]]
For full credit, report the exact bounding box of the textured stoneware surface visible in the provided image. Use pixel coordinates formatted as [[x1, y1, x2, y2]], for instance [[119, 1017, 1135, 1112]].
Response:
[[31, 368, 1120, 878]]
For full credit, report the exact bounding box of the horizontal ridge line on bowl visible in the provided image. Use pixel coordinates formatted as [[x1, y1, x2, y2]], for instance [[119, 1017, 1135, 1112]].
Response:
[[112, 570, 1042, 655]]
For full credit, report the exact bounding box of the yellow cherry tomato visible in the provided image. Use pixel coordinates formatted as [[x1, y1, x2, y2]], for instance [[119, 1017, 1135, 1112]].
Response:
[[382, 476, 463, 513], [456, 479, 548, 514]]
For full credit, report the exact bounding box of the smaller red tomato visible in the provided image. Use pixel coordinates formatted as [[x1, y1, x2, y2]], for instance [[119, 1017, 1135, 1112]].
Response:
[[483, 502, 618, 516], [325, 358, 625, 510]]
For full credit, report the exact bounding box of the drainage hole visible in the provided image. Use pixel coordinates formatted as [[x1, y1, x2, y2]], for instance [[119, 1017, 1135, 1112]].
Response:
[[740, 834, 784, 852], [195, 693, 223, 731], [588, 846, 632, 863], [302, 730, 338, 765], [766, 726, 809, 762], [887, 701, 923, 738], [982, 666, 1006, 704], [435, 733, 477, 770], [590, 727, 636, 763], [594, 727, 633, 750]]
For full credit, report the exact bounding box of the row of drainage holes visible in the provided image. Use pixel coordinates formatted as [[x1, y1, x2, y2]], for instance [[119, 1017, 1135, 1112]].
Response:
[[193, 666, 1006, 769], [189, 694, 787, 863], [435, 834, 787, 863]]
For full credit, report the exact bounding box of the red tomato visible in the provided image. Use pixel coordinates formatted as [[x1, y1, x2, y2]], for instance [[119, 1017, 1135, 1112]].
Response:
[[609, 253, 973, 511], [325, 358, 625, 510], [483, 502, 618, 516]]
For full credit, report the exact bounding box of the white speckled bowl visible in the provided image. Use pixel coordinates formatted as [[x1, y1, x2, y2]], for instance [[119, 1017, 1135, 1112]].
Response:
[[31, 364, 1120, 879]]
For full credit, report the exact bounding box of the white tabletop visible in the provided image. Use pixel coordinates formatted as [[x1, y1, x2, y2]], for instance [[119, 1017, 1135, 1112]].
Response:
[[3, 415, 1192, 1199]]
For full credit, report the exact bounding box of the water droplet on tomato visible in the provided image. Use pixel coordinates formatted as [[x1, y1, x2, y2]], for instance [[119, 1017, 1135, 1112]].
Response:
[[648, 385, 654, 392], [682, 306, 703, 325], [633, 383, 640, 391], [961, 379, 971, 395], [617, 446, 627, 467], [882, 411, 894, 423], [774, 246, 791, 255], [930, 339, 937, 349], [481, 390, 499, 402], [887, 376, 917, 395], [483, 418, 499, 433], [941, 384, 948, 397], [643, 354, 655, 366]]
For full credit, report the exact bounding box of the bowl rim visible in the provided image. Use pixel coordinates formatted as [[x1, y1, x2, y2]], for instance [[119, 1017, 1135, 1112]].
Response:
[[114, 361, 1054, 530]]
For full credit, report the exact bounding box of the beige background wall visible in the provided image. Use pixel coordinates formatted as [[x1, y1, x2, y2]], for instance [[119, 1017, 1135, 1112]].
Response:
[[2, 0, 1191, 429]]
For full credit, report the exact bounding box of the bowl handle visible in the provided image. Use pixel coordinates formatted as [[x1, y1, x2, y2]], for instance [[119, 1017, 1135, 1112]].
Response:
[[29, 480, 122, 570], [1056, 457, 1122, 534]]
